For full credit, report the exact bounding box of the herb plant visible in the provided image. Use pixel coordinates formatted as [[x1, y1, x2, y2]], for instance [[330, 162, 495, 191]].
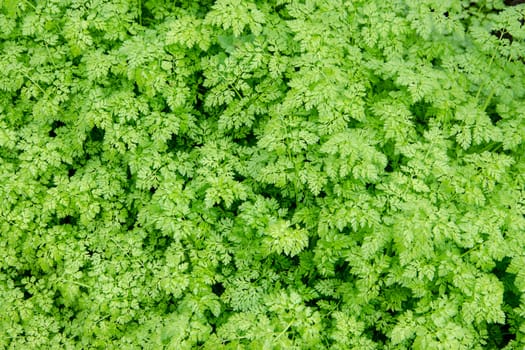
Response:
[[1, 0, 524, 349]]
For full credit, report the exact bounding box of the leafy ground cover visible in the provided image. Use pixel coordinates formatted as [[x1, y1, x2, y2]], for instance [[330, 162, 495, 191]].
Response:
[[1, 0, 524, 348]]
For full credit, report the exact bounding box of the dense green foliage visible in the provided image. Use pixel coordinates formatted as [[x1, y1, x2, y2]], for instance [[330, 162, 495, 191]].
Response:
[[1, 0, 525, 348]]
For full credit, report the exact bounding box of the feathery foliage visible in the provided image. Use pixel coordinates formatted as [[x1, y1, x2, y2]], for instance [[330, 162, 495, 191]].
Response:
[[1, 0, 524, 348]]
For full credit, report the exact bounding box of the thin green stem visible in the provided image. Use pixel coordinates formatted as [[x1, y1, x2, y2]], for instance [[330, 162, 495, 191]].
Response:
[[138, 0, 142, 25], [61, 279, 91, 289]]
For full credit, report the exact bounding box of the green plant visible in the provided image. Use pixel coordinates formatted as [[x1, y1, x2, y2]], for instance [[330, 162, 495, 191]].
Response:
[[1, 0, 524, 349]]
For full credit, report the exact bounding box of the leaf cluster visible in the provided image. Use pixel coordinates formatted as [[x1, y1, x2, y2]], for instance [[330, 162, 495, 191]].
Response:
[[1, 0, 524, 349]]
